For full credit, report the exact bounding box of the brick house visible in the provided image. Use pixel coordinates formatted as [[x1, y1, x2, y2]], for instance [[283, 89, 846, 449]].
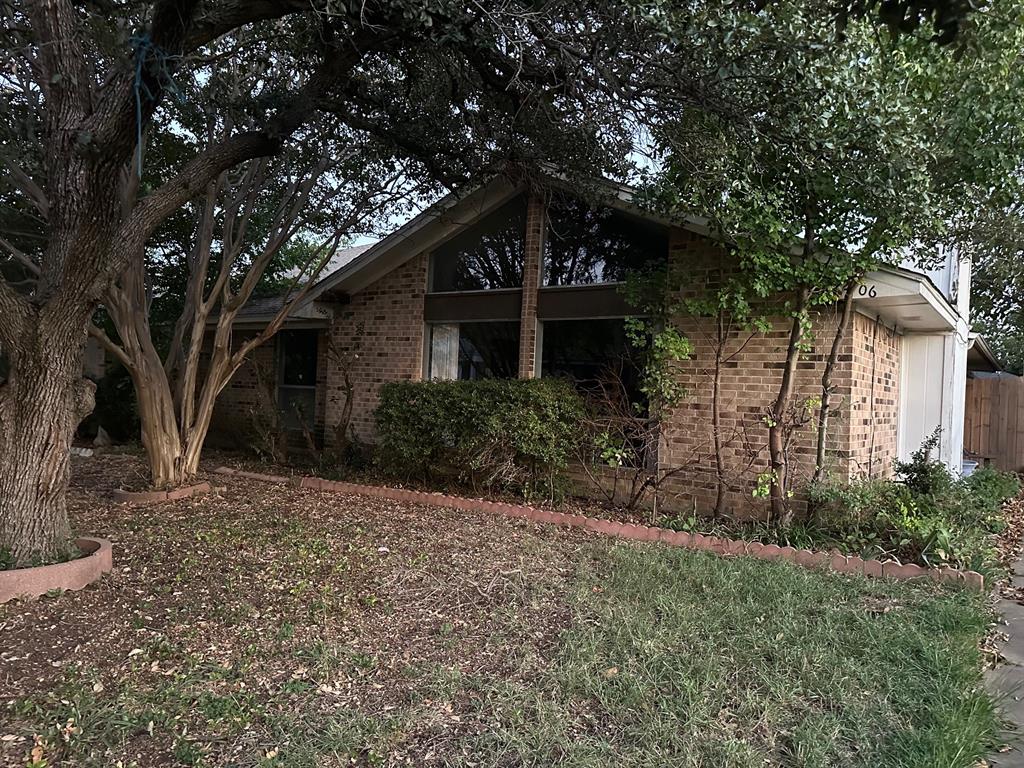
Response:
[[211, 175, 973, 515]]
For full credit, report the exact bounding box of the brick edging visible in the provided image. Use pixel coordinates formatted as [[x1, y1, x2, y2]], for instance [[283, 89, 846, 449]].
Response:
[[112, 481, 215, 505], [0, 537, 113, 604], [213, 467, 985, 590]]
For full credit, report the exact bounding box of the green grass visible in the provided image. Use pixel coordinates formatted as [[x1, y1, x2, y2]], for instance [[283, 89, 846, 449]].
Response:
[[6, 540, 997, 767], [457, 544, 999, 768]]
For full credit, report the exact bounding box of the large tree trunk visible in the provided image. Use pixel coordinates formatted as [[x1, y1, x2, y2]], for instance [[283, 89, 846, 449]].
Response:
[[132, 350, 186, 489], [0, 319, 94, 566]]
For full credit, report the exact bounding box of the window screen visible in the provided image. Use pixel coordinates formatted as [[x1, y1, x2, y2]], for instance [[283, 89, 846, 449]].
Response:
[[430, 195, 527, 291], [278, 330, 318, 429], [544, 198, 667, 286]]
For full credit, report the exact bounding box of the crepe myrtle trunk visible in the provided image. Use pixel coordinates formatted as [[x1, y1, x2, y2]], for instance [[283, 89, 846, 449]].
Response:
[[0, 314, 95, 566], [768, 288, 811, 526]]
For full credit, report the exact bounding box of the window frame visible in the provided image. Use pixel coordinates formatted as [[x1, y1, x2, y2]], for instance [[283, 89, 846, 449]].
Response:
[[276, 329, 320, 432]]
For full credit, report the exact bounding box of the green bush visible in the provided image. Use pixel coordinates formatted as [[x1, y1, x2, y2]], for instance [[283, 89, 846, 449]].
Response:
[[893, 428, 953, 496], [808, 465, 1020, 574], [374, 378, 586, 498]]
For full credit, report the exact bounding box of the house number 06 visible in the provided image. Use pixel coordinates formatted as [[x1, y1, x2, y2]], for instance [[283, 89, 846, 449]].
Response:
[[857, 284, 878, 298]]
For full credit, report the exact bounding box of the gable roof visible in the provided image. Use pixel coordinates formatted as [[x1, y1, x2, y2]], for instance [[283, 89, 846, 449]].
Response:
[[234, 172, 965, 335], [300, 172, 716, 304], [228, 243, 373, 326]]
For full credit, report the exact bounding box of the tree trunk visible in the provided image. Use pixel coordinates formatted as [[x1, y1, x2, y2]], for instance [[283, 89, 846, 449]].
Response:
[[769, 288, 810, 526], [132, 351, 186, 489], [0, 320, 94, 566], [813, 282, 857, 484], [712, 311, 727, 518]]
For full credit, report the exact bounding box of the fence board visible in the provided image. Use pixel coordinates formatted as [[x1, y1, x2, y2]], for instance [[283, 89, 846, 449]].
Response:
[[965, 376, 1024, 472]]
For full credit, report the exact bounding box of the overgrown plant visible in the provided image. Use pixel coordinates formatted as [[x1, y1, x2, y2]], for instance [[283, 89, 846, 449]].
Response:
[[375, 379, 585, 501], [577, 266, 696, 517]]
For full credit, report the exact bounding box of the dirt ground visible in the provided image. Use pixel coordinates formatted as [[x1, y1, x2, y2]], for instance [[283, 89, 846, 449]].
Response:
[[0, 453, 589, 767]]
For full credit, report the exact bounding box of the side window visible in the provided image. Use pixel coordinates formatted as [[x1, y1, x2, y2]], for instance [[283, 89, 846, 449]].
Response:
[[427, 321, 521, 380], [277, 330, 319, 430], [430, 195, 527, 291]]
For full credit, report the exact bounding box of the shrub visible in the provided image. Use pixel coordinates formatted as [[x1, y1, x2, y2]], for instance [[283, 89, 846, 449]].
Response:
[[893, 428, 952, 496], [808, 464, 1020, 574], [962, 466, 1021, 518], [374, 378, 586, 499]]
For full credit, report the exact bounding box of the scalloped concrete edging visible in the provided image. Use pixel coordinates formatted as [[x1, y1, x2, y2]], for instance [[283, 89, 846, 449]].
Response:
[[0, 537, 113, 604], [112, 481, 214, 505], [213, 467, 985, 590]]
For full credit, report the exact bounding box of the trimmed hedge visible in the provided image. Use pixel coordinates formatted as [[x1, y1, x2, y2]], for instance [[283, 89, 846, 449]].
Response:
[[374, 378, 585, 497]]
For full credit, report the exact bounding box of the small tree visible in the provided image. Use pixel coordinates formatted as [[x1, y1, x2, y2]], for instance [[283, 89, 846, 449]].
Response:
[[649, 3, 1024, 523]]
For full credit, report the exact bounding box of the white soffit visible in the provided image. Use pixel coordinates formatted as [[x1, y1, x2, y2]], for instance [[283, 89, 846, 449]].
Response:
[[854, 269, 958, 332]]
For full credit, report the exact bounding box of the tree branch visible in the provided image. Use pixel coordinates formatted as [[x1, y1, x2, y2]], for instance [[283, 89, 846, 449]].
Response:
[[87, 323, 133, 371]]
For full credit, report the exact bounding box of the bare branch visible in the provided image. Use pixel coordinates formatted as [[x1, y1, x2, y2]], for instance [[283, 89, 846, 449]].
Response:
[[2, 159, 49, 219], [0, 236, 40, 276], [87, 323, 133, 371]]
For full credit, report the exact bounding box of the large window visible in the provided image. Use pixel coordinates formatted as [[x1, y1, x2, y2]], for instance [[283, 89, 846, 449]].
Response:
[[277, 330, 318, 430], [428, 321, 520, 380], [430, 195, 527, 292], [541, 319, 642, 402], [544, 198, 667, 286]]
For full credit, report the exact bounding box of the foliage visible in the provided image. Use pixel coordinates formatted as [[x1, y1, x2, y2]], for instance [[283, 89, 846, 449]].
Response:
[[571, 269, 698, 514], [643, 1, 1024, 516], [893, 428, 953, 496], [807, 465, 1018, 573], [374, 378, 585, 499]]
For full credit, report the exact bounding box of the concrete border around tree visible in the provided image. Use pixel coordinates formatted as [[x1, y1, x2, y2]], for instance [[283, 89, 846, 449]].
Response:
[[0, 537, 113, 604]]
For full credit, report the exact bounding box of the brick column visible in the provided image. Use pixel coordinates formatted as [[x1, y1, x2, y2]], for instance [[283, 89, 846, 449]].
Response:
[[518, 193, 545, 378]]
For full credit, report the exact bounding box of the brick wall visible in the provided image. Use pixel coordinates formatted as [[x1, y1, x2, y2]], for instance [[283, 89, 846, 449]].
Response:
[[323, 252, 428, 443], [843, 311, 901, 479], [657, 228, 902, 517], [206, 332, 279, 446]]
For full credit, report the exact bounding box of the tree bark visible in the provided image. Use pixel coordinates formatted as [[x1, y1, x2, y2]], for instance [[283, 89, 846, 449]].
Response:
[[0, 316, 94, 565], [813, 281, 858, 484], [768, 288, 810, 526], [712, 310, 727, 518]]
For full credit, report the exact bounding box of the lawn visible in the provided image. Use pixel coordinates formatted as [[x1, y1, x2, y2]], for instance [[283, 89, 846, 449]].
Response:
[[0, 454, 999, 767]]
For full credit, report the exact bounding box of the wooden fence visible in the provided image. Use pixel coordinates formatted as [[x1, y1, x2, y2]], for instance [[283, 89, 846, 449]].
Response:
[[964, 375, 1024, 472]]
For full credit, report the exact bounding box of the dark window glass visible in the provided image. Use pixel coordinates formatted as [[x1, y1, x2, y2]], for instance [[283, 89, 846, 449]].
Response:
[[543, 319, 649, 467], [541, 319, 643, 403], [278, 330, 318, 429], [431, 196, 527, 291], [279, 330, 318, 386], [458, 322, 520, 379], [544, 198, 668, 286]]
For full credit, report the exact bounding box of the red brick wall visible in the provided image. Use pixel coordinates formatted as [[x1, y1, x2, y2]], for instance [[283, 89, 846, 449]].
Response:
[[206, 332, 278, 446], [208, 329, 330, 446], [843, 312, 901, 479], [323, 252, 428, 443]]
